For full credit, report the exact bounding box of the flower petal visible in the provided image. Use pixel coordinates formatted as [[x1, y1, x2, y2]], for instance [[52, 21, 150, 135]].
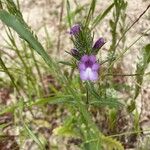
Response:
[[81, 55, 89, 62], [92, 63, 100, 71], [80, 70, 89, 80], [89, 71, 98, 81], [89, 55, 96, 63], [79, 55, 100, 81], [79, 63, 86, 71], [80, 68, 98, 81]]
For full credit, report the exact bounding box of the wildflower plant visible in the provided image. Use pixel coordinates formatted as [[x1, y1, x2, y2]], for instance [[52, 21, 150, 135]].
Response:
[[68, 24, 103, 81], [60, 6, 125, 148], [0, 0, 150, 150]]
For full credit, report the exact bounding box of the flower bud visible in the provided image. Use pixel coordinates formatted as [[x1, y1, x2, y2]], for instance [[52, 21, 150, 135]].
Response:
[[69, 24, 80, 35], [71, 48, 79, 56], [93, 38, 105, 52]]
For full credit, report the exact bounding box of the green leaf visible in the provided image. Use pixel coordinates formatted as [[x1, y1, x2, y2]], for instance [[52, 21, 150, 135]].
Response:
[[144, 44, 150, 63], [66, 3, 89, 23], [91, 3, 114, 30], [127, 100, 136, 113], [89, 0, 97, 17], [108, 109, 117, 131], [73, 25, 93, 54], [54, 117, 79, 137], [87, 83, 123, 108], [27, 94, 75, 107], [90, 98, 123, 108], [59, 61, 74, 67], [0, 95, 75, 116], [4, 0, 23, 22], [66, 0, 72, 27], [102, 135, 124, 150], [0, 56, 19, 92], [18, 100, 45, 150], [0, 123, 11, 130], [0, 10, 66, 85], [134, 44, 150, 99], [0, 104, 17, 116], [0, 10, 52, 68], [23, 122, 44, 150], [133, 110, 140, 135], [85, 0, 97, 26], [109, 20, 115, 29]]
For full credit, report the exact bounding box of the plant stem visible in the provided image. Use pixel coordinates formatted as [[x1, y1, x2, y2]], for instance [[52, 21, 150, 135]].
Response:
[[104, 72, 150, 76], [86, 83, 89, 105], [0, 56, 20, 95], [109, 128, 150, 138], [30, 48, 46, 95], [57, 0, 64, 53], [115, 4, 150, 49], [106, 28, 150, 72]]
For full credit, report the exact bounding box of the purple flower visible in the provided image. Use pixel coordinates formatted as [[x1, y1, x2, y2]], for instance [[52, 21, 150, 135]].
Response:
[[79, 55, 100, 81], [93, 37, 105, 49], [71, 48, 79, 56], [69, 24, 80, 35], [70, 48, 80, 59]]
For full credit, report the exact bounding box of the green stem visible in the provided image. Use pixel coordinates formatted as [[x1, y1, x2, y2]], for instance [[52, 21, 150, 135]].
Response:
[[0, 56, 20, 95], [86, 86, 89, 105], [30, 48, 46, 95], [115, 4, 150, 49], [6, 28, 38, 95], [86, 81, 90, 105], [109, 128, 150, 138], [104, 72, 150, 76], [102, 28, 150, 77]]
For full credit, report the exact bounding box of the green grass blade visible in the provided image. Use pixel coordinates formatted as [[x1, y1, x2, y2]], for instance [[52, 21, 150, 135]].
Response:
[[18, 100, 45, 150], [27, 94, 75, 107], [91, 3, 114, 30], [0, 10, 66, 84], [0, 56, 20, 93], [0, 94, 75, 116], [0, 10, 52, 68], [88, 0, 97, 17], [85, 0, 97, 26], [70, 4, 88, 20], [23, 122, 44, 150], [66, 0, 72, 27]]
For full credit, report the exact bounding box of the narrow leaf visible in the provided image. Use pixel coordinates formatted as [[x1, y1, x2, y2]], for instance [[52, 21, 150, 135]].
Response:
[[91, 3, 114, 30], [134, 44, 150, 99], [0, 10, 52, 68]]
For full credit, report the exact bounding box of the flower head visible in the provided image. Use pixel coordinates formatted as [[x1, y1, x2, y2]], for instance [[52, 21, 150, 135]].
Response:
[[69, 24, 80, 35], [93, 37, 105, 50], [79, 55, 100, 81]]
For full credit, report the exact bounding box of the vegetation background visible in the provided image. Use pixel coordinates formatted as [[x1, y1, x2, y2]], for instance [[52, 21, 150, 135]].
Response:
[[0, 0, 150, 149]]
